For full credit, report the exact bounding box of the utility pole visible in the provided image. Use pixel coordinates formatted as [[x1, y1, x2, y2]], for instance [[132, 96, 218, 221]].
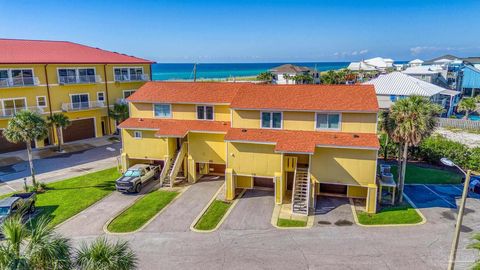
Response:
[[193, 63, 197, 82]]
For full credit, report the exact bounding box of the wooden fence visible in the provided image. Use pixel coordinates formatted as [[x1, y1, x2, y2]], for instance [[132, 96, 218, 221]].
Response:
[[435, 117, 480, 130]]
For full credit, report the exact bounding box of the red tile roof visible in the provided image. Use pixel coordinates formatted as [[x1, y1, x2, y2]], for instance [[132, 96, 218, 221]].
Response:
[[230, 84, 379, 112], [128, 82, 378, 112], [127, 82, 243, 104], [0, 39, 154, 64], [225, 128, 379, 153], [118, 118, 230, 137]]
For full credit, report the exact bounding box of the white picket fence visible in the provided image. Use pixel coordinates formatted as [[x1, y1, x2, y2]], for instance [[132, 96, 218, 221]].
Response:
[[435, 117, 480, 130]]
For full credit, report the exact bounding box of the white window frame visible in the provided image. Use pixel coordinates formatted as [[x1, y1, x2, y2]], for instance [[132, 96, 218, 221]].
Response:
[[113, 67, 144, 81], [1, 97, 28, 116], [123, 90, 136, 99], [0, 68, 35, 86], [57, 67, 97, 84], [315, 112, 342, 131], [196, 105, 214, 121], [97, 91, 105, 102], [36, 96, 47, 108], [260, 111, 283, 129], [153, 103, 172, 118], [133, 130, 142, 139]]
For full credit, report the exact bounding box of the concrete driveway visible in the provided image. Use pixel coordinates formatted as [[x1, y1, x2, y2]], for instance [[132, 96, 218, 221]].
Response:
[[314, 196, 354, 227], [142, 176, 224, 233], [221, 189, 275, 230], [56, 180, 158, 237]]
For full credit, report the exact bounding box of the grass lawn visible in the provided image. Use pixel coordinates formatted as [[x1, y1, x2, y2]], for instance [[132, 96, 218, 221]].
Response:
[[34, 167, 120, 227], [357, 202, 423, 225], [390, 164, 461, 184], [277, 218, 307, 227], [107, 190, 178, 233], [195, 200, 231, 231]]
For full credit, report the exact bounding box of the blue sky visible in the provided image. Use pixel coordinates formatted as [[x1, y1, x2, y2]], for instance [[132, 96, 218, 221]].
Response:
[[1, 0, 479, 63]]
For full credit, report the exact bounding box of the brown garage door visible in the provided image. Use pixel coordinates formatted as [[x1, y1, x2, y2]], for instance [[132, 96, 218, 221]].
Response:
[[0, 130, 26, 153], [209, 164, 226, 174], [63, 118, 95, 143], [254, 177, 274, 188]]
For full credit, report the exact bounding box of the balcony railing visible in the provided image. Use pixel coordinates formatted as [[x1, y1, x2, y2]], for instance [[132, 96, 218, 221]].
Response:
[[0, 106, 44, 118], [114, 74, 149, 82], [116, 98, 128, 104], [0, 77, 40, 88], [58, 75, 102, 85], [61, 101, 106, 112]]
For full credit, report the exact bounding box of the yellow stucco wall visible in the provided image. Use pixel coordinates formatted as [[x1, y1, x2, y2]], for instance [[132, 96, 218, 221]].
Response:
[[231, 110, 260, 128], [310, 147, 377, 186], [283, 111, 315, 130], [236, 175, 253, 188], [341, 113, 377, 133], [122, 129, 170, 160], [188, 133, 226, 164], [347, 185, 368, 198], [227, 142, 281, 177], [130, 103, 231, 122]]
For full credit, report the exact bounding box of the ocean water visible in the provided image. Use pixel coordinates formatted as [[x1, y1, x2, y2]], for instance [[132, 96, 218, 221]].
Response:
[[151, 62, 349, 81]]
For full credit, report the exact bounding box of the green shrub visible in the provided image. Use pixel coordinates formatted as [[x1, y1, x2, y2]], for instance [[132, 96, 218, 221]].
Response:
[[379, 133, 399, 159], [468, 147, 480, 172], [417, 135, 470, 167]]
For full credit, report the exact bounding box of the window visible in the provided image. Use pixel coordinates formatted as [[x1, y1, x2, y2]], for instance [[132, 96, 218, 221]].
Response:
[[133, 131, 142, 139], [123, 90, 136, 98], [154, 104, 171, 118], [58, 68, 77, 84], [11, 69, 33, 86], [58, 68, 96, 84], [36, 96, 47, 107], [114, 67, 144, 81], [197, 105, 214, 120], [71, 94, 89, 109], [97, 92, 105, 102], [316, 113, 340, 130], [2, 98, 26, 116], [261, 112, 282, 129]]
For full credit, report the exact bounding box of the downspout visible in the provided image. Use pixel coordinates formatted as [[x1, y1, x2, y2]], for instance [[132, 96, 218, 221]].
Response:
[[103, 64, 112, 134], [44, 64, 54, 144]]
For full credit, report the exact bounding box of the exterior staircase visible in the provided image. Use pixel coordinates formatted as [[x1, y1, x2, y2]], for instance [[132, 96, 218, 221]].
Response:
[[292, 167, 310, 215], [160, 152, 177, 187], [160, 142, 188, 187]]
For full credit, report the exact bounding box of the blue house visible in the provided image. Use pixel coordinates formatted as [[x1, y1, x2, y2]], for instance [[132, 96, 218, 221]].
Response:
[[458, 65, 480, 97]]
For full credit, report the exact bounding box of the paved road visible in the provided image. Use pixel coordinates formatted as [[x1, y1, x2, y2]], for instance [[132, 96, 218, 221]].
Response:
[[221, 189, 275, 230], [57, 180, 158, 237], [0, 142, 121, 182], [143, 177, 224, 233]]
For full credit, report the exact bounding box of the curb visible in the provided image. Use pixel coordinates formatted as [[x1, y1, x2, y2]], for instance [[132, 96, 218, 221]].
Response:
[[104, 185, 190, 235], [190, 185, 245, 233], [270, 205, 314, 230], [349, 195, 427, 228]]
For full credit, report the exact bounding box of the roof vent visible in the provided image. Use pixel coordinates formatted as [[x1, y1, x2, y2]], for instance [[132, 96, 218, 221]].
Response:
[[241, 129, 247, 133], [138, 118, 143, 122], [353, 134, 360, 138]]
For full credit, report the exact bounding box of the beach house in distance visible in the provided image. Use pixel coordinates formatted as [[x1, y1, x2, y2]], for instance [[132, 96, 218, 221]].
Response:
[[0, 39, 154, 153], [269, 64, 320, 84], [118, 82, 380, 214]]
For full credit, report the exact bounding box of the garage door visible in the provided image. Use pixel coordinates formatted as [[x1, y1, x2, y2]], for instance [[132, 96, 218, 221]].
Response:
[[320, 183, 347, 195], [63, 118, 95, 143], [209, 164, 226, 174], [0, 130, 26, 153], [254, 177, 274, 188]]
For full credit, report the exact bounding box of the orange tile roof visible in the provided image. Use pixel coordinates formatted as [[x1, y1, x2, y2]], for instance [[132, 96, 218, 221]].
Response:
[[0, 39, 153, 64], [230, 84, 379, 112], [225, 128, 379, 153], [118, 118, 230, 137], [127, 82, 378, 112], [127, 82, 243, 104]]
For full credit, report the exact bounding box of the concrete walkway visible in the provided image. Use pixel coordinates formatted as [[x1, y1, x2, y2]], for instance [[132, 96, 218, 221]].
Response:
[[56, 180, 158, 237], [143, 177, 224, 233], [221, 189, 275, 230]]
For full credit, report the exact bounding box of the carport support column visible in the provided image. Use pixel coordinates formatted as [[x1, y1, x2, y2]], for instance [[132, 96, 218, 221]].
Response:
[[366, 184, 378, 214], [274, 172, 283, 204], [187, 155, 196, 183], [121, 153, 128, 173], [225, 168, 235, 201]]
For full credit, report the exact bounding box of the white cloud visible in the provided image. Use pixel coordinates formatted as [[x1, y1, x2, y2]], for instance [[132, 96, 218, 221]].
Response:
[[359, 49, 369, 55], [333, 49, 369, 58]]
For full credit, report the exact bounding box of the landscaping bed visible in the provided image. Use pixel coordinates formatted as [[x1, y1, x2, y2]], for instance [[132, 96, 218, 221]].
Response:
[[388, 163, 462, 184], [194, 200, 231, 231], [356, 201, 423, 226], [277, 218, 307, 228], [107, 190, 178, 233]]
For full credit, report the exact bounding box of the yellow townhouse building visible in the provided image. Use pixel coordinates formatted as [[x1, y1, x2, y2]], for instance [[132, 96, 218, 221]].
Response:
[[0, 38, 153, 153], [119, 82, 380, 214]]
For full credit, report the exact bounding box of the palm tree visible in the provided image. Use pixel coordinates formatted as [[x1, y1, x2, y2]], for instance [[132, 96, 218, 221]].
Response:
[[378, 110, 391, 161], [256, 71, 274, 83], [3, 110, 48, 186], [283, 73, 293, 84], [386, 96, 443, 203], [468, 233, 480, 270], [47, 113, 71, 152], [0, 215, 72, 269], [109, 103, 129, 134], [75, 237, 137, 270], [457, 97, 478, 119]]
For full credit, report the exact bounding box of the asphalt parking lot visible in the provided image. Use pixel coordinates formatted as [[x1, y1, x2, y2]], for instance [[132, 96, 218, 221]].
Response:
[[404, 184, 480, 209]]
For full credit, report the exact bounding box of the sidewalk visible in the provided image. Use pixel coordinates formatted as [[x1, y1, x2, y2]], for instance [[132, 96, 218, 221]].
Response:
[[0, 156, 118, 195]]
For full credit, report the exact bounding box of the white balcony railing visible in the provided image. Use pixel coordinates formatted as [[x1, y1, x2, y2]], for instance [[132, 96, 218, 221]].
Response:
[[116, 98, 128, 104], [0, 77, 40, 88], [114, 74, 149, 82], [0, 106, 44, 118], [58, 75, 102, 85], [61, 101, 106, 112]]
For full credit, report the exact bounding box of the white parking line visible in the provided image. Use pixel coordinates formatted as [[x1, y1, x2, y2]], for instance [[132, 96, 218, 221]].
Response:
[[450, 184, 463, 192], [422, 184, 457, 208]]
